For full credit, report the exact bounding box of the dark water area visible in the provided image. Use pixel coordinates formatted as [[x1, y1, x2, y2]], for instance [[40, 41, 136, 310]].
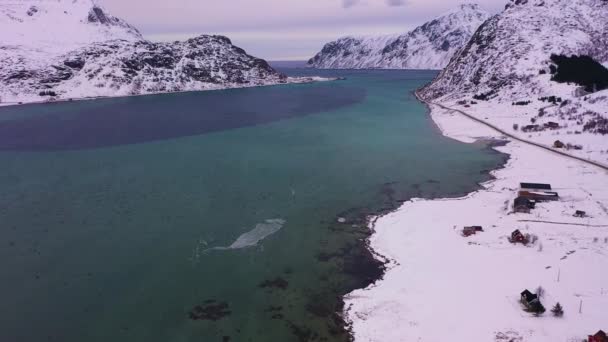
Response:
[[0, 68, 506, 342], [0, 85, 364, 151]]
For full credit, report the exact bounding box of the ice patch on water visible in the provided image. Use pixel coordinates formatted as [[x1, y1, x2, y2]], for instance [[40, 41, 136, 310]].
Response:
[[204, 219, 286, 252]]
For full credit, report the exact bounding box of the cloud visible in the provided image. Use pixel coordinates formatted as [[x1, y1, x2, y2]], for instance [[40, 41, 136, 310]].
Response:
[[386, 0, 407, 6], [342, 0, 360, 8], [343, 0, 407, 9]]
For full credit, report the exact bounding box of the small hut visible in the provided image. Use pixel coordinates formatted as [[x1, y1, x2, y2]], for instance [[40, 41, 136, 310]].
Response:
[[462, 226, 484, 237], [573, 210, 587, 218]]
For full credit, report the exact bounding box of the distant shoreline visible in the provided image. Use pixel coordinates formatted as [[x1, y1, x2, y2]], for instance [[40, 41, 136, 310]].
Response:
[[0, 76, 336, 109]]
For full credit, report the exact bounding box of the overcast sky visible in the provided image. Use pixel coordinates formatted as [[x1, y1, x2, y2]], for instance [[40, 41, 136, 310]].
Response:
[[100, 0, 506, 61]]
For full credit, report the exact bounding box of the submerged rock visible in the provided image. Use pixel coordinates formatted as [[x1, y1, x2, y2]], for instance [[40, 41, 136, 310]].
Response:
[[188, 300, 231, 321]]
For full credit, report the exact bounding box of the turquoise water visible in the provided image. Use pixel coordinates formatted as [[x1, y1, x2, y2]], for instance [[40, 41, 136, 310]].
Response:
[[0, 69, 505, 342]]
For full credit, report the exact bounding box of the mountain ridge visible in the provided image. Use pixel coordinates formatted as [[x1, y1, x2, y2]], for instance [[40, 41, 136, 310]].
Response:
[[0, 0, 288, 105], [307, 4, 490, 70]]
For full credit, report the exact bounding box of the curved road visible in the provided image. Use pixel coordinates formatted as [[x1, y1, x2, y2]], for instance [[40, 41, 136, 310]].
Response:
[[426, 100, 608, 172]]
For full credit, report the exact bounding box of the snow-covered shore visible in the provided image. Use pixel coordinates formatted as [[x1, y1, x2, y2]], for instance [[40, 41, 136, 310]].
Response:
[[0, 76, 335, 108], [344, 100, 608, 341]]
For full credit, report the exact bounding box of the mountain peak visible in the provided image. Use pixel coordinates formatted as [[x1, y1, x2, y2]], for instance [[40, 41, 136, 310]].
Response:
[[0, 0, 142, 52], [440, 3, 488, 20], [457, 3, 483, 12], [308, 3, 490, 70]]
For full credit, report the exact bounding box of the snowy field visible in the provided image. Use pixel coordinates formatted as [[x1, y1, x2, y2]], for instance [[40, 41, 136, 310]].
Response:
[[345, 100, 608, 341]]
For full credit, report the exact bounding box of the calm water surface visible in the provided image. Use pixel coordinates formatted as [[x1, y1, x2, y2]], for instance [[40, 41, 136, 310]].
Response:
[[0, 68, 505, 342]]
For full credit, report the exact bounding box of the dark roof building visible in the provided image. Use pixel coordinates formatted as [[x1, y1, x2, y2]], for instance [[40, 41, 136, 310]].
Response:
[[520, 289, 544, 313], [520, 290, 538, 304], [514, 197, 535, 213], [520, 183, 552, 191], [462, 226, 484, 237]]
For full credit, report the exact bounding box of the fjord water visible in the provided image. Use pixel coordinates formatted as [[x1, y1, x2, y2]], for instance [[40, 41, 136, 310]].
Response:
[[0, 68, 504, 342]]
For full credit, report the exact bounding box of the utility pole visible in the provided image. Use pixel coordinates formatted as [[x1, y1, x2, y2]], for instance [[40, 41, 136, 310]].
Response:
[[579, 299, 583, 314], [557, 268, 560, 282]]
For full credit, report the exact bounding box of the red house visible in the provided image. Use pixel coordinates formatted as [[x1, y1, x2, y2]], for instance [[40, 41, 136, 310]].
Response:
[[589, 330, 608, 342], [510, 229, 528, 244]]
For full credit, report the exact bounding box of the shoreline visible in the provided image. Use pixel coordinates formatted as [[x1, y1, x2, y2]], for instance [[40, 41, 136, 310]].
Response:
[[337, 90, 512, 341], [344, 92, 608, 341], [0, 76, 336, 109]]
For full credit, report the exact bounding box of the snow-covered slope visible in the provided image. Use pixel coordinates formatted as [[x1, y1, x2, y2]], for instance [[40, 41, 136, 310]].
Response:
[[307, 4, 490, 70], [418, 0, 608, 164], [0, 0, 288, 104], [419, 0, 608, 102]]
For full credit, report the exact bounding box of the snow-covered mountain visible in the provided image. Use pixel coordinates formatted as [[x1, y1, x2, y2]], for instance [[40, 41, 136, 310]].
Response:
[[419, 0, 608, 102], [0, 0, 287, 104], [307, 4, 490, 70], [418, 0, 608, 165]]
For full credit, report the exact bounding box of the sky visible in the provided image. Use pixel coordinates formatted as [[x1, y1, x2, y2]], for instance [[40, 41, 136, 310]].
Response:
[[101, 0, 507, 61]]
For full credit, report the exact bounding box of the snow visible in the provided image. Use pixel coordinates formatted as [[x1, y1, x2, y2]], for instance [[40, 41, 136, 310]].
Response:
[[345, 2, 608, 340], [307, 4, 490, 70], [345, 100, 608, 342]]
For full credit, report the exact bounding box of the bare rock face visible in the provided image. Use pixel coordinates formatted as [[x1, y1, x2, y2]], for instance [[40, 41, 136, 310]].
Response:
[[0, 0, 285, 104], [307, 4, 490, 70]]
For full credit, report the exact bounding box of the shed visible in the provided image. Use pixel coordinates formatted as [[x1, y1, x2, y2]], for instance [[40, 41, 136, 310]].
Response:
[[589, 330, 608, 342], [573, 210, 587, 218], [462, 226, 484, 237]]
